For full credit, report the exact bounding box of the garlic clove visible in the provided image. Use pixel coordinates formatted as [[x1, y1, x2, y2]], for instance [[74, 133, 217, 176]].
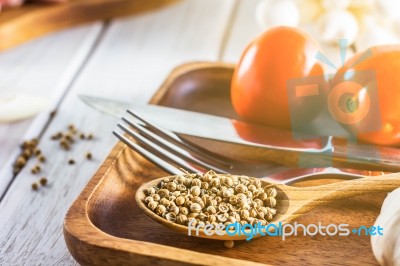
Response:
[[355, 15, 400, 52], [380, 188, 400, 218], [371, 188, 400, 266], [322, 0, 350, 10], [374, 0, 400, 21], [297, 0, 323, 23], [349, 0, 374, 9], [255, 0, 300, 30], [315, 9, 359, 45], [0, 94, 49, 123], [394, 19, 400, 37]]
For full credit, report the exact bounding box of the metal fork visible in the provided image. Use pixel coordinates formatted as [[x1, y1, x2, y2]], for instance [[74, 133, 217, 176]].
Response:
[[112, 109, 388, 185]]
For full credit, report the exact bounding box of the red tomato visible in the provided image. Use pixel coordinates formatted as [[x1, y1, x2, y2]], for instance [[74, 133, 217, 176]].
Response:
[[334, 45, 400, 146], [231, 26, 324, 130]]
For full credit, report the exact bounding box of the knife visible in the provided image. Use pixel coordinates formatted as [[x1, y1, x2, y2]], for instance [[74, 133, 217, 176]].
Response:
[[79, 94, 400, 171]]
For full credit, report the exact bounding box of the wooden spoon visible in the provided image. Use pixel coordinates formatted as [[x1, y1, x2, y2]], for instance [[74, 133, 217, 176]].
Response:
[[136, 173, 400, 241]]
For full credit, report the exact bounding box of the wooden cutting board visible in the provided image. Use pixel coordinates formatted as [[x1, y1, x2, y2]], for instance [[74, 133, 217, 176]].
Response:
[[64, 62, 385, 265], [0, 0, 177, 51]]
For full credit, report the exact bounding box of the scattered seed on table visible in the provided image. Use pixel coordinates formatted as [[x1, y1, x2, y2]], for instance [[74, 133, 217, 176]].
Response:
[[31, 138, 39, 147], [15, 156, 26, 168], [38, 155, 46, 163], [60, 140, 70, 151], [68, 125, 77, 134], [39, 177, 48, 186], [87, 133, 94, 140], [31, 165, 41, 174], [13, 167, 20, 174], [34, 148, 41, 156], [224, 240, 234, 248], [65, 134, 74, 143], [31, 183, 39, 191], [79, 133, 86, 140], [22, 149, 32, 159], [86, 152, 92, 160], [49, 110, 57, 118], [51, 132, 63, 140], [68, 159, 75, 165]]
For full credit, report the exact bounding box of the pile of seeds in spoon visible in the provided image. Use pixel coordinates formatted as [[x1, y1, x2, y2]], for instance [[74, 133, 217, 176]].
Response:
[[144, 171, 278, 227]]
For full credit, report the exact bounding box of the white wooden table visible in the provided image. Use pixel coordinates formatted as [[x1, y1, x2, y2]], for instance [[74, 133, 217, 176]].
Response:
[[0, 1, 350, 264], [0, 1, 262, 264]]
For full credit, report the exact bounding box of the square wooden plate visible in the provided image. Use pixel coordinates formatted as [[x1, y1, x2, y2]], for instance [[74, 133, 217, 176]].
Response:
[[0, 0, 176, 51], [64, 62, 383, 265]]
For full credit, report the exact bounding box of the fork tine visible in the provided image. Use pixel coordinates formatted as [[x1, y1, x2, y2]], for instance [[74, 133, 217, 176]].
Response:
[[121, 116, 228, 174], [117, 123, 204, 173], [113, 130, 184, 175], [127, 109, 232, 167]]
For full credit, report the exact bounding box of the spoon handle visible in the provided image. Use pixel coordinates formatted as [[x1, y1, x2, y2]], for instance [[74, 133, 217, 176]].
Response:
[[309, 172, 400, 202]]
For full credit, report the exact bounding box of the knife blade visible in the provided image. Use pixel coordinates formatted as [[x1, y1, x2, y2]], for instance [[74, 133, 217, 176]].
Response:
[[79, 94, 400, 171]]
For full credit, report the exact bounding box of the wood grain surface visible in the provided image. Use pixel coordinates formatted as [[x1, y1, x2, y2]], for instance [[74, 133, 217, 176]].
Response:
[[64, 62, 385, 265], [0, 23, 103, 195], [0, 0, 178, 51], [0, 1, 238, 265]]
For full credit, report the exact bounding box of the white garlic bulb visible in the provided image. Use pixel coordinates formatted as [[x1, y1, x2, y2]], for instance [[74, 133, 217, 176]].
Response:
[[322, 0, 350, 10], [350, 0, 374, 9], [0, 94, 49, 123], [255, 0, 300, 29], [315, 9, 359, 45], [355, 15, 400, 52], [393, 19, 400, 37], [297, 0, 323, 23], [371, 187, 400, 266], [375, 0, 400, 21]]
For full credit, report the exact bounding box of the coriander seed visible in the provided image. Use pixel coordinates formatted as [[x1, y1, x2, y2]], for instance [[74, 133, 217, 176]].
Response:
[[176, 214, 188, 224], [265, 197, 277, 207], [165, 213, 176, 222], [175, 196, 185, 206], [266, 187, 278, 198], [38, 155, 46, 163], [39, 177, 48, 186], [190, 203, 202, 213], [15, 156, 26, 167], [31, 183, 39, 191], [143, 171, 279, 230], [179, 207, 189, 215], [86, 152, 92, 160], [148, 201, 158, 211], [190, 186, 201, 196], [224, 240, 234, 248], [22, 149, 32, 159]]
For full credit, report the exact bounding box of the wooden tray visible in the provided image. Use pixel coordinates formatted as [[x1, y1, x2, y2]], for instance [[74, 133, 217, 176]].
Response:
[[0, 0, 177, 51], [64, 62, 384, 265]]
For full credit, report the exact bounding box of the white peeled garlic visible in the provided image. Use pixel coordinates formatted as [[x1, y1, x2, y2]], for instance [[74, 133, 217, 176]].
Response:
[[0, 94, 49, 123], [355, 16, 400, 52], [297, 0, 323, 23], [375, 0, 400, 21], [350, 0, 374, 9], [322, 0, 350, 10], [371, 187, 400, 266], [255, 0, 300, 30], [315, 9, 359, 45], [393, 19, 400, 37]]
